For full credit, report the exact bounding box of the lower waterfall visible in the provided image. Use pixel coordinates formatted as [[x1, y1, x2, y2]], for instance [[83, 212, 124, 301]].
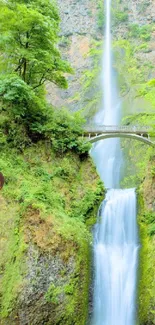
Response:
[[92, 189, 139, 325]]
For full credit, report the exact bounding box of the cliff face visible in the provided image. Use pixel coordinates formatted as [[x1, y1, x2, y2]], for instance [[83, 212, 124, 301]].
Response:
[[117, 0, 155, 78], [128, 0, 155, 24], [0, 145, 104, 325], [46, 0, 99, 111], [47, 0, 155, 112]]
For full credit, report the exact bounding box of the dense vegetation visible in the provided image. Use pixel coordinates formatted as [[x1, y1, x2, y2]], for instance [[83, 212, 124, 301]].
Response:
[[0, 0, 155, 324], [0, 0, 104, 324], [137, 153, 155, 325], [0, 145, 103, 323], [0, 0, 90, 156]]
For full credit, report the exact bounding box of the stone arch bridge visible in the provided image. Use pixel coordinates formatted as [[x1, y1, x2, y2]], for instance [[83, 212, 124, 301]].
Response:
[[83, 125, 154, 146]]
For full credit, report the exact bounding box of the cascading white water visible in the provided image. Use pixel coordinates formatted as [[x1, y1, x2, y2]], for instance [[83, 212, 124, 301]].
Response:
[[93, 189, 139, 325], [91, 0, 139, 324]]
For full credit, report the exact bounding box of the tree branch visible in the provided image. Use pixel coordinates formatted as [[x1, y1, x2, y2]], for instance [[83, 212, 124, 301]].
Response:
[[32, 75, 46, 90], [15, 58, 24, 75], [22, 32, 29, 81], [32, 70, 50, 89]]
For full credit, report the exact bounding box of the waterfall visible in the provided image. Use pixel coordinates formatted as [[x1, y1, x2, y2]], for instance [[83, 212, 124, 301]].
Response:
[[93, 189, 139, 325], [91, 0, 139, 324], [91, 0, 122, 188]]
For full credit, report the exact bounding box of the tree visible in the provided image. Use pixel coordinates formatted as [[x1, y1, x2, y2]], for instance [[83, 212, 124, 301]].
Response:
[[0, 0, 89, 155], [0, 0, 72, 89]]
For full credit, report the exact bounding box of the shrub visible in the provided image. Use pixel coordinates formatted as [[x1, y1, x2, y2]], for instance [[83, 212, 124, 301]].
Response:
[[97, 0, 105, 30], [0, 74, 48, 148], [128, 24, 152, 41], [114, 11, 128, 25], [0, 75, 90, 155], [44, 109, 91, 156]]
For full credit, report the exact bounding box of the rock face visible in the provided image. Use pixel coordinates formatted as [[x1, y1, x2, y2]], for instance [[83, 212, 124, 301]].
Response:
[[0, 146, 104, 325], [47, 0, 155, 110], [46, 33, 95, 111], [17, 248, 69, 324], [127, 0, 155, 24], [46, 0, 99, 111], [7, 244, 76, 325], [118, 0, 155, 78], [57, 0, 98, 37]]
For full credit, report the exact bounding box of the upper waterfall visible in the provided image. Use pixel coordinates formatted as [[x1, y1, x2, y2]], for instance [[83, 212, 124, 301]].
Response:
[[91, 0, 122, 188]]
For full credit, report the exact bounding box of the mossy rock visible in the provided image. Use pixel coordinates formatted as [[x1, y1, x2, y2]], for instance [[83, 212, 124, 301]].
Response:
[[0, 143, 104, 324]]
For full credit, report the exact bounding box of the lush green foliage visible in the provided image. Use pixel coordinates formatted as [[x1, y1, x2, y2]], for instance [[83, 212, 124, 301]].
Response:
[[138, 186, 155, 325], [128, 24, 153, 42], [0, 0, 72, 88], [0, 75, 90, 153], [0, 0, 90, 156], [43, 109, 91, 155], [139, 78, 155, 111], [0, 0, 89, 155], [0, 74, 46, 146], [0, 3, 102, 320]]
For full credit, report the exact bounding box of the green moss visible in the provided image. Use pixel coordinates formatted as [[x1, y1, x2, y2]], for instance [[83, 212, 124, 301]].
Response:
[[45, 284, 61, 304], [137, 188, 155, 325]]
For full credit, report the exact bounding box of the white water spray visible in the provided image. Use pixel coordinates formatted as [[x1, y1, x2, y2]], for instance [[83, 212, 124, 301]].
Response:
[[91, 0, 139, 324]]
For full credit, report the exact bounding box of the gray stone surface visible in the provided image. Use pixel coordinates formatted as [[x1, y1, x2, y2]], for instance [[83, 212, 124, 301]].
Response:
[[6, 245, 76, 325], [47, 0, 155, 111], [46, 0, 99, 111], [57, 0, 97, 37]]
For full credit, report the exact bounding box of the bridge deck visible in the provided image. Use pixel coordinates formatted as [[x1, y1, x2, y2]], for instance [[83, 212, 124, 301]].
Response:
[[82, 125, 154, 146], [83, 125, 151, 135]]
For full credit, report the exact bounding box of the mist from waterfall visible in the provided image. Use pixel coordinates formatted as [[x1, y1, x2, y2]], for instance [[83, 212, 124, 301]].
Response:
[[91, 0, 139, 324]]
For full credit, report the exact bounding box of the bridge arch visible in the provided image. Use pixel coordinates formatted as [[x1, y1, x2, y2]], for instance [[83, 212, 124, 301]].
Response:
[[87, 133, 154, 146]]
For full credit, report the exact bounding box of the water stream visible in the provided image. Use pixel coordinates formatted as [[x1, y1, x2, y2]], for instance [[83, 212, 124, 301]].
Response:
[[91, 0, 139, 324]]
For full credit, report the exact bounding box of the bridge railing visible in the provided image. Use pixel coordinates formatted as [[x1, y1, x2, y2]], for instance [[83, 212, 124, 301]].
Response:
[[83, 124, 152, 133]]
